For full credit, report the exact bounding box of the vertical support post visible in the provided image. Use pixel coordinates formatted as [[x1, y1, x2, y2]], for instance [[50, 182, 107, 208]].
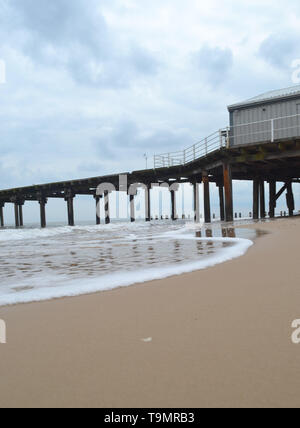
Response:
[[269, 181, 276, 219], [95, 196, 101, 225], [14, 203, 20, 228], [130, 194, 135, 223], [18, 204, 24, 227], [193, 182, 200, 223], [170, 189, 177, 221], [0, 202, 4, 227], [65, 191, 75, 226], [38, 197, 47, 228], [223, 163, 233, 222], [217, 183, 225, 222], [145, 185, 151, 222], [286, 182, 295, 217], [202, 172, 211, 223], [260, 180, 266, 219], [104, 191, 110, 225], [253, 179, 259, 220]]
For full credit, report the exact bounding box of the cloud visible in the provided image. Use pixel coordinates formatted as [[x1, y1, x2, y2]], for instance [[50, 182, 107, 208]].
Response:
[[7, 0, 160, 88], [192, 45, 234, 86], [1, 0, 300, 222], [259, 33, 300, 69]]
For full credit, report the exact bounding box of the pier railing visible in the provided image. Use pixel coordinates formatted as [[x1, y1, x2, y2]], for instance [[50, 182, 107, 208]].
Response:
[[153, 113, 300, 169], [153, 129, 229, 168]]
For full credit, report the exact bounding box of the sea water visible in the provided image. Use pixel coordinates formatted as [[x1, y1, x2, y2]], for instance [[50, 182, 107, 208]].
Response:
[[0, 220, 255, 306]]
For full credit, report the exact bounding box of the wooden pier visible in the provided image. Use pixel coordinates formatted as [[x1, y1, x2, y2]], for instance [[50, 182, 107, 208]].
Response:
[[0, 138, 299, 228], [1, 87, 300, 228]]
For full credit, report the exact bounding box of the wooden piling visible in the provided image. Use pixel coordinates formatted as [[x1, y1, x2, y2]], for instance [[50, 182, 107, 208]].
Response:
[[223, 163, 233, 222], [193, 182, 200, 223], [269, 181, 276, 218], [104, 191, 110, 225], [18, 204, 24, 227], [260, 180, 266, 219], [64, 191, 75, 226], [39, 198, 47, 228], [202, 173, 211, 223], [145, 185, 151, 222], [14, 203, 20, 228], [170, 190, 177, 221], [0, 202, 4, 227], [130, 194, 135, 223], [95, 196, 101, 225], [286, 182, 295, 217], [253, 179, 259, 220], [217, 184, 225, 222]]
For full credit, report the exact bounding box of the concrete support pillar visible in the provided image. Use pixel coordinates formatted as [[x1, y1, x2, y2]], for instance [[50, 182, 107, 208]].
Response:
[[193, 182, 200, 223], [253, 179, 259, 220], [145, 185, 151, 222], [260, 180, 266, 219], [170, 190, 177, 221], [269, 181, 276, 219], [223, 163, 233, 222], [217, 183, 225, 222], [286, 182, 295, 217], [38, 196, 48, 229], [0, 202, 4, 227], [104, 191, 110, 225], [202, 173, 211, 223]]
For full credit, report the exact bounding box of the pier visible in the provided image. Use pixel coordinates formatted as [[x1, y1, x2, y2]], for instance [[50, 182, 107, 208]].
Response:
[[1, 86, 300, 228]]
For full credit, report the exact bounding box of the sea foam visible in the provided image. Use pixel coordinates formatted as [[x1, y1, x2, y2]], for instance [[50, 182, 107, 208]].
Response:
[[0, 222, 253, 306]]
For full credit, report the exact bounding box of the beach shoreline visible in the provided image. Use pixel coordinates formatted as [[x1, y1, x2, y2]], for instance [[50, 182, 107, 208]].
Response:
[[1, 217, 300, 408]]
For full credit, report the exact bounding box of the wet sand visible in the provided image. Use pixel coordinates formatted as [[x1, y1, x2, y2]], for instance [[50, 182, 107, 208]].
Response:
[[0, 217, 300, 408]]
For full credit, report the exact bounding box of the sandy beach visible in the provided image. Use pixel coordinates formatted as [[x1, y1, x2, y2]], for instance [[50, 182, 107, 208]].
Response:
[[0, 217, 300, 408]]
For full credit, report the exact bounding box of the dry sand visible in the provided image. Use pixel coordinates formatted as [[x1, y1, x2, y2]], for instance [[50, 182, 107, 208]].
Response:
[[0, 217, 300, 408]]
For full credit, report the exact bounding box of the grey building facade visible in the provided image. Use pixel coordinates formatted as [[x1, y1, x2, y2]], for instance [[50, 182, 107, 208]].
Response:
[[228, 85, 300, 147]]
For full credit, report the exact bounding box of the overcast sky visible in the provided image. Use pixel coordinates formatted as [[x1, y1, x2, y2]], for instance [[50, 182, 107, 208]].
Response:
[[1, 0, 300, 222]]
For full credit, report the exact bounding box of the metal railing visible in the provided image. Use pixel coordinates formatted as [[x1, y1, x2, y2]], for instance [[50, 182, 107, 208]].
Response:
[[153, 113, 300, 169], [153, 128, 229, 168]]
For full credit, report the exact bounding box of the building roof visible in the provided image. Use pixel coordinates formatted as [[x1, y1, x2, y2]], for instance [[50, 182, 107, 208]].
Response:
[[228, 84, 300, 110]]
